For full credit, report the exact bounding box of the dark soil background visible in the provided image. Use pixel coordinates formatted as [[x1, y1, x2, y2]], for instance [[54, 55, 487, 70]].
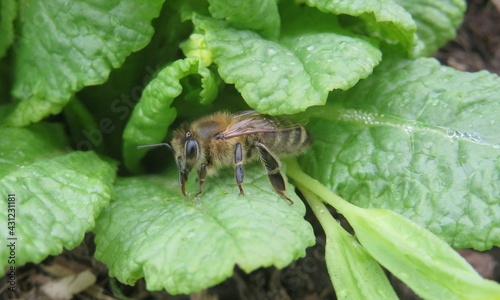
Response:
[[2, 0, 499, 299]]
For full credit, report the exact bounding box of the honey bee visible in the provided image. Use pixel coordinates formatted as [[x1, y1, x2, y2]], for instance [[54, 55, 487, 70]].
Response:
[[139, 111, 312, 204]]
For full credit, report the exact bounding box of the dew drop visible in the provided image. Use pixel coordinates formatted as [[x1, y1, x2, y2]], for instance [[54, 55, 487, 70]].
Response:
[[271, 66, 279, 72], [446, 129, 456, 139], [337, 289, 347, 298], [268, 47, 277, 56], [307, 45, 314, 51]]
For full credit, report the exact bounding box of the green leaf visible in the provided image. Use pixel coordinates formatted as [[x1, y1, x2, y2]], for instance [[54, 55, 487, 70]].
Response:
[[346, 206, 500, 300], [8, 0, 164, 126], [0, 123, 69, 174], [63, 97, 108, 154], [305, 0, 416, 52], [0, 124, 116, 268], [93, 165, 315, 294], [286, 158, 500, 300], [191, 10, 381, 115], [0, 0, 16, 58], [396, 0, 466, 56], [300, 56, 500, 250], [208, 0, 280, 40], [122, 57, 218, 173], [301, 188, 398, 300]]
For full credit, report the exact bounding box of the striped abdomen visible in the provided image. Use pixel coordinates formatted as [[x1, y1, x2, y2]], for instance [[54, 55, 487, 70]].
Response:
[[256, 126, 312, 157]]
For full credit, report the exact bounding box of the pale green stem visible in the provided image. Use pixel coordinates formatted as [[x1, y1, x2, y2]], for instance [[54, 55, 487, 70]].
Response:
[[284, 158, 356, 216], [298, 185, 344, 235]]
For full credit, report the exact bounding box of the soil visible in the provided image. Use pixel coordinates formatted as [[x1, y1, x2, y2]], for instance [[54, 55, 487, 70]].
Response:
[[2, 0, 499, 299]]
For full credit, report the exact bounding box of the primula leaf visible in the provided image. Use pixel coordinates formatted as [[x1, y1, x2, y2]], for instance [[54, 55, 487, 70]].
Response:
[[396, 0, 466, 56], [305, 0, 416, 52], [0, 124, 116, 269], [122, 57, 218, 173], [208, 0, 280, 40], [0, 0, 16, 58], [301, 188, 398, 300], [93, 165, 315, 294], [8, 0, 164, 126], [300, 56, 500, 250], [191, 11, 381, 115], [346, 206, 500, 299], [287, 160, 500, 300], [63, 97, 107, 154]]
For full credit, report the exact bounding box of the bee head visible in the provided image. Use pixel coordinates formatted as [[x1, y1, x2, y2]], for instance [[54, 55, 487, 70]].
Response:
[[171, 130, 201, 196]]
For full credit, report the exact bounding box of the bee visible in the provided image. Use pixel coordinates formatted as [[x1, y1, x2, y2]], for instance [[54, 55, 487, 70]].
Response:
[[139, 111, 312, 204]]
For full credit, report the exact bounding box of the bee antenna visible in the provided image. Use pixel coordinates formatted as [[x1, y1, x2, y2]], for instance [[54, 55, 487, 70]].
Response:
[[137, 143, 173, 152]]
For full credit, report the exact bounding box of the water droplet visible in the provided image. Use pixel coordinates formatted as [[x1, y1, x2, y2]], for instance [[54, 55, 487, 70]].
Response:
[[268, 47, 277, 56], [271, 66, 279, 72], [491, 120, 496, 125], [446, 129, 456, 139], [307, 45, 314, 51], [336, 289, 347, 298]]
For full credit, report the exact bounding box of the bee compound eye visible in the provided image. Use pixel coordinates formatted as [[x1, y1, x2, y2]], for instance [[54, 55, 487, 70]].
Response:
[[185, 139, 199, 161]]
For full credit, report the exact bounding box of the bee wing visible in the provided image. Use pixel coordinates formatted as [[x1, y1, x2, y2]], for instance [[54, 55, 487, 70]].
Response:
[[222, 111, 303, 139]]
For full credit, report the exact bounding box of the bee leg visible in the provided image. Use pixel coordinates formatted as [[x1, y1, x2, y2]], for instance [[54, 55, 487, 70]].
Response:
[[195, 163, 208, 198], [255, 142, 294, 205], [235, 143, 245, 195]]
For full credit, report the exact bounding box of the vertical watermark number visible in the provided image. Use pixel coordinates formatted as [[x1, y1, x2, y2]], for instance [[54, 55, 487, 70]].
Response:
[[6, 193, 16, 292]]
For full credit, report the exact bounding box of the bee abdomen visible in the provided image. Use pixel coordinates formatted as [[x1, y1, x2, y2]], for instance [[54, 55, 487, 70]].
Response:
[[261, 126, 311, 156]]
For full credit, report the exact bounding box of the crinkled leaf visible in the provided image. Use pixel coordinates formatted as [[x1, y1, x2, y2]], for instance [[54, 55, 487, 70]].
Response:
[[63, 97, 107, 154], [191, 11, 381, 115], [0, 124, 69, 174], [301, 188, 398, 300], [208, 0, 280, 40], [279, 5, 381, 96], [396, 0, 466, 56], [122, 57, 218, 173], [300, 56, 500, 250], [93, 165, 315, 294], [0, 0, 16, 58], [9, 0, 164, 126], [305, 0, 416, 52], [0, 124, 116, 269]]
